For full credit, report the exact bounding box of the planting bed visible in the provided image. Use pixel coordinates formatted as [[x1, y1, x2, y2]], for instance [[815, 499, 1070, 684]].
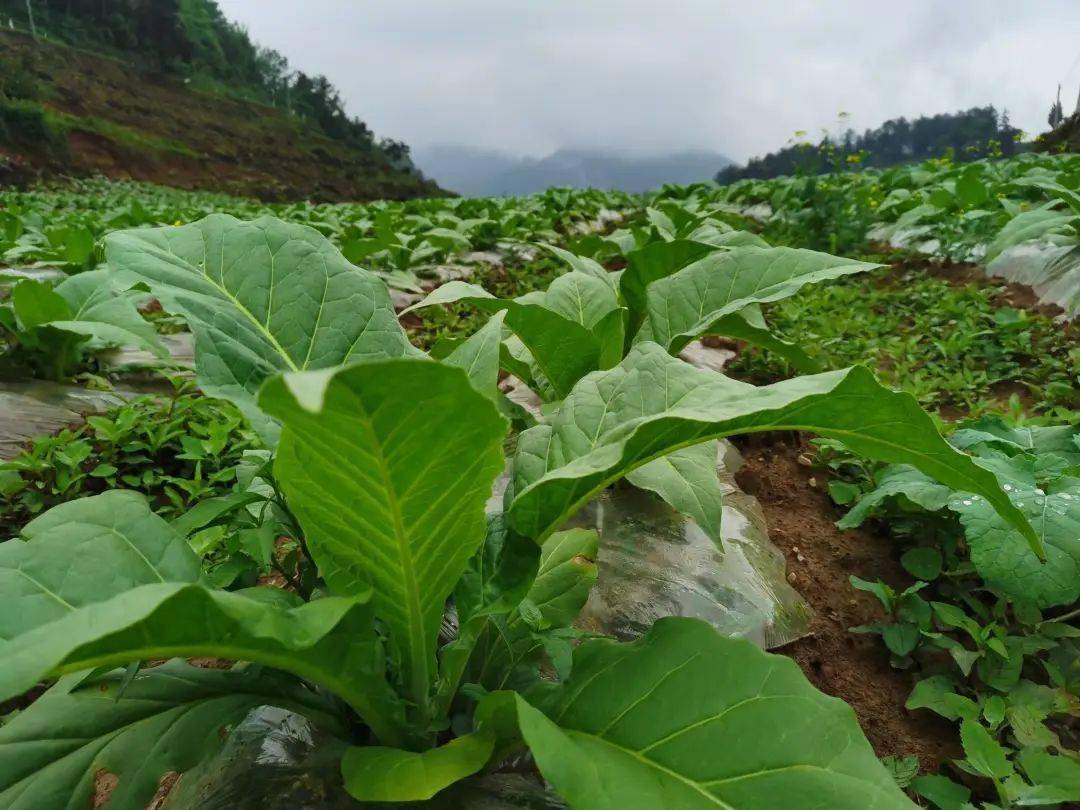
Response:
[[0, 151, 1078, 809]]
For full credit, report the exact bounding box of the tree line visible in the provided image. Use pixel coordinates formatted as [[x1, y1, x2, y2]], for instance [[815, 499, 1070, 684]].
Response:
[[1, 0, 415, 169], [718, 106, 1022, 183]]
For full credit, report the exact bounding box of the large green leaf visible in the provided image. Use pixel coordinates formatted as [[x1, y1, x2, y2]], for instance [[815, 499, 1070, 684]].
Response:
[[10, 278, 69, 329], [543, 271, 620, 328], [1017, 750, 1080, 805], [0, 581, 406, 744], [261, 359, 507, 714], [403, 279, 606, 397], [508, 343, 1036, 554], [986, 206, 1076, 262], [955, 485, 1080, 608], [435, 514, 543, 713], [626, 442, 724, 543], [105, 214, 414, 441], [705, 304, 821, 373], [444, 309, 507, 401], [50, 269, 167, 357], [461, 528, 598, 694], [0, 661, 339, 810], [542, 244, 617, 289], [0, 491, 201, 640], [621, 240, 720, 339], [949, 417, 1080, 462], [341, 731, 495, 802], [642, 247, 881, 353], [839, 460, 1078, 606], [516, 617, 914, 809], [526, 527, 600, 628], [835, 466, 953, 531]]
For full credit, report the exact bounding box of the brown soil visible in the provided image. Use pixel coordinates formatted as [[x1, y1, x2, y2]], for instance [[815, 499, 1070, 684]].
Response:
[[922, 259, 1068, 319], [0, 31, 443, 202], [733, 432, 961, 773]]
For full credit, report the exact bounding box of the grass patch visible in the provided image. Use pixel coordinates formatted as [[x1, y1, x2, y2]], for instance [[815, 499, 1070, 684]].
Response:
[[0, 98, 69, 159], [728, 262, 1079, 420], [51, 110, 201, 158]]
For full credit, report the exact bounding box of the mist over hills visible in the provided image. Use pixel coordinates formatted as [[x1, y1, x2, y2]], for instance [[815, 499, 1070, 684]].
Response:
[[414, 145, 732, 196]]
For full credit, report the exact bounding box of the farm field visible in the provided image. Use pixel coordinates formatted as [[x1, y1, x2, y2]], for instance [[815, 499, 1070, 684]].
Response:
[[0, 149, 1078, 809]]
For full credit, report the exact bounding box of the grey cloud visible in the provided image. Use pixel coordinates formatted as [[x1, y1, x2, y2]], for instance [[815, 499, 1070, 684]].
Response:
[[216, 0, 1080, 162]]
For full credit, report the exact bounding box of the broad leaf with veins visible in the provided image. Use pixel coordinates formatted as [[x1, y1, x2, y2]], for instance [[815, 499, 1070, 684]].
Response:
[[641, 246, 881, 353], [105, 214, 415, 442], [0, 491, 407, 749], [517, 617, 915, 809], [261, 359, 507, 715], [0, 661, 342, 810], [0, 490, 200, 640], [508, 343, 1036, 557], [402, 278, 619, 398]]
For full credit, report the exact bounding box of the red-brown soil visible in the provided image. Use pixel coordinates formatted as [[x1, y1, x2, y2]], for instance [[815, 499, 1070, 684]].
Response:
[[734, 432, 962, 773]]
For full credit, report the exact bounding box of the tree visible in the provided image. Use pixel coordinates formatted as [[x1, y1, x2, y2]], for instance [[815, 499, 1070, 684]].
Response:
[[717, 106, 1022, 183], [1048, 84, 1065, 129], [134, 0, 191, 72]]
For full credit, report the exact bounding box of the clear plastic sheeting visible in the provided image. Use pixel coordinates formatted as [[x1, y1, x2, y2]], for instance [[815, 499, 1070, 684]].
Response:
[[162, 706, 565, 810], [866, 222, 941, 255], [741, 202, 773, 222], [678, 339, 736, 372], [0, 266, 68, 298], [99, 332, 195, 372], [462, 250, 504, 266], [0, 381, 126, 458], [571, 440, 812, 650], [567, 208, 623, 235], [986, 242, 1080, 316], [161, 707, 353, 809], [389, 289, 423, 311]]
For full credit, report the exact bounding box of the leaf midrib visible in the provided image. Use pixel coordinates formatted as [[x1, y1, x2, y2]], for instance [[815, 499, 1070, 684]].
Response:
[[351, 400, 430, 708], [200, 266, 300, 372]]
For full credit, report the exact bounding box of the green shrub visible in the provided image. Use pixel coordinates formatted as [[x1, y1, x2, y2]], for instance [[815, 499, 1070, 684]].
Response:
[[0, 98, 68, 158], [0, 51, 40, 101]]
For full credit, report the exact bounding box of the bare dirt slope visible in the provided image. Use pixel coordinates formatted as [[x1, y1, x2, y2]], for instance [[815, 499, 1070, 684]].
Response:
[[0, 31, 443, 202]]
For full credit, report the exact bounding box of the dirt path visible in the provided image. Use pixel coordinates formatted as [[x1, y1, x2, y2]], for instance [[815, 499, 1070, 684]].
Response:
[[733, 433, 960, 772]]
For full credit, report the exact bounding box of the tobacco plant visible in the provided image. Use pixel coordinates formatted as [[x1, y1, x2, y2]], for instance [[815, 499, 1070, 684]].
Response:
[[0, 270, 166, 380], [403, 206, 877, 402], [0, 216, 1042, 808]]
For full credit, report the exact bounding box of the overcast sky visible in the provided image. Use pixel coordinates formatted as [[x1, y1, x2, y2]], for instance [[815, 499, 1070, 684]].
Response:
[[216, 0, 1080, 163]]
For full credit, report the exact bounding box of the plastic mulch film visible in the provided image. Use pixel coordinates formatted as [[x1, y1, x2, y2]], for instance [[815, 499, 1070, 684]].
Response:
[[569, 439, 813, 650], [740, 202, 773, 222], [0, 333, 198, 459], [495, 343, 813, 651], [0, 381, 127, 459], [986, 242, 1080, 316], [162, 706, 566, 809]]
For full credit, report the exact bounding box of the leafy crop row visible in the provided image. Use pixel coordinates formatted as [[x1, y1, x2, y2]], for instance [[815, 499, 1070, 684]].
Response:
[[688, 151, 1080, 312], [0, 207, 1045, 808]]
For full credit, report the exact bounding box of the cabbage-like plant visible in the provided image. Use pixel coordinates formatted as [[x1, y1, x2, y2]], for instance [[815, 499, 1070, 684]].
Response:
[[0, 215, 1039, 808]]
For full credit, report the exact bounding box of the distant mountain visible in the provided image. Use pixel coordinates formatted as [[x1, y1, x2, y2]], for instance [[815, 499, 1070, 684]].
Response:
[[414, 145, 732, 196], [411, 145, 522, 197]]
